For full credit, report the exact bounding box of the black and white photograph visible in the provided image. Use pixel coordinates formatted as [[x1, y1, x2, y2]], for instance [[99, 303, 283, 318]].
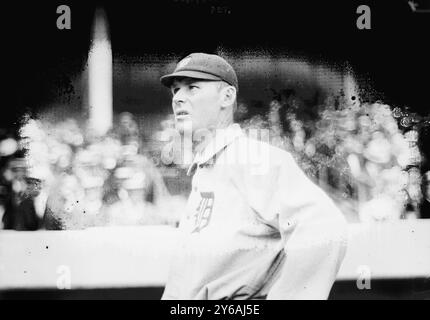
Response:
[[0, 0, 429, 303]]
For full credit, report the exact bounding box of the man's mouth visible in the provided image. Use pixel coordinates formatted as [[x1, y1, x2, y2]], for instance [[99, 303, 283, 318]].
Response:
[[175, 110, 190, 119]]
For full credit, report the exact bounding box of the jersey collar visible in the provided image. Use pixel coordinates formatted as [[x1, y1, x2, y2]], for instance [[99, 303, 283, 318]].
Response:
[[187, 123, 244, 176]]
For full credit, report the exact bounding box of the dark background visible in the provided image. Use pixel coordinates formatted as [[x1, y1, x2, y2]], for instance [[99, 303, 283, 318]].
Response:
[[3, 0, 429, 122], [1, 0, 429, 166]]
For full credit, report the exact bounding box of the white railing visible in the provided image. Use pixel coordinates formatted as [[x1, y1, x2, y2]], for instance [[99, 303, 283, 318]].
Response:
[[0, 221, 429, 290]]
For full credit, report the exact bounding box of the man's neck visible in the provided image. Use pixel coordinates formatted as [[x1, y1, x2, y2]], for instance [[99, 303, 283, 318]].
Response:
[[192, 119, 233, 156]]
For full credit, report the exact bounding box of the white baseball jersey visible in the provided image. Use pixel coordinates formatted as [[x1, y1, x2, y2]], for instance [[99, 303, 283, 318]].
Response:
[[162, 124, 348, 300]]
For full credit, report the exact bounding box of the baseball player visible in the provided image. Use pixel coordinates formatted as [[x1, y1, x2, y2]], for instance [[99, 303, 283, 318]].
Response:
[[159, 53, 348, 300]]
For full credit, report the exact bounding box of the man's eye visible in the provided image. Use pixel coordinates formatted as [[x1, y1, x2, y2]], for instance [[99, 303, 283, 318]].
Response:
[[172, 88, 179, 95], [189, 85, 199, 90]]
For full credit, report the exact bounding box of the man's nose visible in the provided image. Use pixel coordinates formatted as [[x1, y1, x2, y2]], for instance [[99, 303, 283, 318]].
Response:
[[172, 88, 186, 106]]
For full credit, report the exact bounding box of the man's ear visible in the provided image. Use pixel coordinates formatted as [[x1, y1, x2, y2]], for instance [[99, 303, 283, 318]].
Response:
[[220, 86, 237, 109]]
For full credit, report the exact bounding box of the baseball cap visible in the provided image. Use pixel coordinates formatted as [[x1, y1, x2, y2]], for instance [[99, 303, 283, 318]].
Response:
[[160, 53, 238, 91]]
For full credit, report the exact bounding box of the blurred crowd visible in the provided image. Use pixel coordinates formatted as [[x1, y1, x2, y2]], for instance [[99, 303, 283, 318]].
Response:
[[0, 112, 187, 230], [236, 91, 430, 222], [1, 93, 429, 231]]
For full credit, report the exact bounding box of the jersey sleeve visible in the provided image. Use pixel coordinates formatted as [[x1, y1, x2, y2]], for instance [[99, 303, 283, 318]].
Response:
[[268, 151, 348, 299], [235, 147, 348, 299]]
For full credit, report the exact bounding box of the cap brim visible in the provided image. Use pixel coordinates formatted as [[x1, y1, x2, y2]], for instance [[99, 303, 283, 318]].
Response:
[[160, 70, 222, 88]]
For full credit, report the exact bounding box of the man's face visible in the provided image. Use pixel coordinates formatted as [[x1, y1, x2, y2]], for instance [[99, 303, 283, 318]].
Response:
[[170, 78, 222, 133]]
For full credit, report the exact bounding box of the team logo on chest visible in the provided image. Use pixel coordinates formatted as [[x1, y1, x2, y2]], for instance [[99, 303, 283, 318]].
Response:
[[191, 192, 215, 233]]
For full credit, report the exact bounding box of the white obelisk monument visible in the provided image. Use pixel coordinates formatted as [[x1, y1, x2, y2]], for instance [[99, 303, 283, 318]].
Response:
[[87, 7, 112, 136]]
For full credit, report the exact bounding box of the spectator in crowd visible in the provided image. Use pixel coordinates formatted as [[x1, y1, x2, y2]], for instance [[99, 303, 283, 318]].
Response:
[[1, 158, 43, 230], [420, 171, 430, 218]]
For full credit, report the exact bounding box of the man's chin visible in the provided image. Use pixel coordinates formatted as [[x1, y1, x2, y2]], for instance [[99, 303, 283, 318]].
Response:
[[175, 120, 193, 134]]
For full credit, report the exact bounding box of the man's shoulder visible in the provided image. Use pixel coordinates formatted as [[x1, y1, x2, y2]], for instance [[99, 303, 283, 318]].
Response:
[[232, 134, 292, 161], [217, 134, 294, 176]]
